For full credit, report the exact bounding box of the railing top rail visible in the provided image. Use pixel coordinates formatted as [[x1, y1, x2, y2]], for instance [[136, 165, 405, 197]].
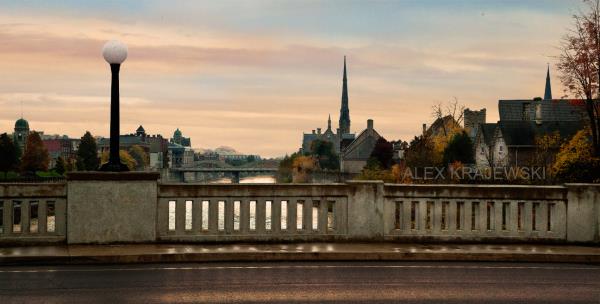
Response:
[[383, 183, 567, 201], [159, 183, 350, 198], [0, 183, 67, 198]]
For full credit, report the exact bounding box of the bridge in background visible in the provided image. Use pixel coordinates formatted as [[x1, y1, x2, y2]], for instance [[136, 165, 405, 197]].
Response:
[[168, 168, 278, 183]]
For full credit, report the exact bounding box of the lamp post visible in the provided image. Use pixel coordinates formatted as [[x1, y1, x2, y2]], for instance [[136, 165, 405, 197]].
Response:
[[99, 40, 129, 171]]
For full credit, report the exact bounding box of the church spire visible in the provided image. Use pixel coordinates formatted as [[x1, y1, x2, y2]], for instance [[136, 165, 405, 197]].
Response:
[[544, 64, 552, 100], [327, 114, 332, 130], [339, 56, 351, 134]]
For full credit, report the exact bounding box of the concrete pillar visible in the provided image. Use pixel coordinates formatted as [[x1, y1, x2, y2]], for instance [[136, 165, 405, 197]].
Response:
[[66, 172, 160, 244], [346, 180, 385, 240], [565, 184, 600, 243]]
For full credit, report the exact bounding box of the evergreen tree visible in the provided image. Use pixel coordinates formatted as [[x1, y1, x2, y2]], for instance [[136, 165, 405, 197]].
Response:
[[309, 140, 340, 170], [20, 132, 50, 173], [442, 131, 475, 165], [369, 137, 394, 169], [54, 156, 66, 175], [77, 131, 99, 171], [0, 133, 20, 176]]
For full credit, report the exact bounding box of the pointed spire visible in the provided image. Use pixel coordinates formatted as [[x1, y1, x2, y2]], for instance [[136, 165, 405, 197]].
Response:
[[544, 64, 552, 100], [327, 114, 332, 130], [339, 56, 350, 134]]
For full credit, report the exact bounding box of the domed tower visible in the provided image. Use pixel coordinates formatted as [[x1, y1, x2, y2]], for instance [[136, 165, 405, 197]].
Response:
[[13, 118, 30, 151], [172, 128, 183, 145]]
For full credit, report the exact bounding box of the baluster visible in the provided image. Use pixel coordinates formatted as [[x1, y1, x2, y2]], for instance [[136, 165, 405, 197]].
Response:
[[192, 199, 202, 232], [271, 198, 282, 233], [240, 199, 250, 233], [433, 199, 442, 233], [448, 200, 457, 234], [38, 200, 47, 234], [208, 199, 218, 233], [318, 197, 328, 234], [2, 200, 11, 234], [288, 199, 297, 233], [225, 198, 234, 234], [303, 197, 312, 232], [509, 201, 518, 235], [55, 199, 66, 236], [256, 199, 266, 234], [524, 201, 533, 235]]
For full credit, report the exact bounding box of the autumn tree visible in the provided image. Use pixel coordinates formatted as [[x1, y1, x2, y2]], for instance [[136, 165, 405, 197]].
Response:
[[128, 145, 149, 171], [20, 132, 50, 173], [292, 155, 317, 183], [404, 135, 438, 168], [557, 0, 600, 156], [77, 131, 99, 171], [0, 133, 20, 176], [101, 150, 137, 171], [553, 128, 600, 182], [277, 153, 300, 183]]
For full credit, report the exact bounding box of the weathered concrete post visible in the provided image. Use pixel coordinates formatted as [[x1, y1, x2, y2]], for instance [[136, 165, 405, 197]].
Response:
[[345, 180, 385, 240], [67, 172, 159, 244], [565, 184, 600, 243]]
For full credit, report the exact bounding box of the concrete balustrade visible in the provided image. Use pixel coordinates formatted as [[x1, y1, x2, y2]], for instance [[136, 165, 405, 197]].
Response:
[[0, 183, 67, 244], [0, 176, 598, 245]]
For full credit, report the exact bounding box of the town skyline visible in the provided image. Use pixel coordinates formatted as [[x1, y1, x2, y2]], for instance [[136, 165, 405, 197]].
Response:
[[0, 0, 580, 157]]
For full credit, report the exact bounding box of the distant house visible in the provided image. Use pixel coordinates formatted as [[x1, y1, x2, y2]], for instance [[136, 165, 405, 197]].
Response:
[[475, 119, 583, 167], [474, 66, 586, 167], [341, 119, 382, 174]]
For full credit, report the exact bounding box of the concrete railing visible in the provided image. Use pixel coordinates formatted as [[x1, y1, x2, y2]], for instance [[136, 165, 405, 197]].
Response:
[[0, 173, 598, 245], [0, 183, 67, 244], [158, 184, 348, 242]]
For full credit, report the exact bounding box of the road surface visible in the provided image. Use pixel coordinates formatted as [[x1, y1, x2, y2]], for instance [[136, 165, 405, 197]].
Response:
[[0, 261, 599, 303]]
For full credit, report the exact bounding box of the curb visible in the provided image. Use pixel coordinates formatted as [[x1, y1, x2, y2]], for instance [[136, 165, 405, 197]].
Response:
[[2, 251, 600, 265]]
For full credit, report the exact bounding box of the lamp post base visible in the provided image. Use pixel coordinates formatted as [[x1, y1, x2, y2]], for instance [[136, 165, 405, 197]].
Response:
[[99, 162, 130, 172]]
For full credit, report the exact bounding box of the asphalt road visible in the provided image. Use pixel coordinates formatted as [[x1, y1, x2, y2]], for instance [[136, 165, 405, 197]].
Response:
[[0, 261, 599, 303]]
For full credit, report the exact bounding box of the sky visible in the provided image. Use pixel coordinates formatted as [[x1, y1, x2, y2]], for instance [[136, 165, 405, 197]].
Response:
[[0, 0, 583, 157]]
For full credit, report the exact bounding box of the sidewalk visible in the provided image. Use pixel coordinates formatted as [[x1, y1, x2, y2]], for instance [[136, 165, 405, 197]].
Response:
[[1, 243, 599, 265]]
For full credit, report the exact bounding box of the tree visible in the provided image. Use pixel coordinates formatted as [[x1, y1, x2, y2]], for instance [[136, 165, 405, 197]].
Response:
[[443, 131, 474, 165], [369, 137, 394, 169], [101, 150, 137, 171], [292, 155, 317, 183], [276, 153, 299, 183], [309, 140, 340, 170], [0, 133, 20, 176], [54, 156, 66, 175], [20, 132, 49, 173], [77, 131, 99, 171], [552, 128, 600, 182], [128, 145, 149, 171], [557, 0, 600, 156], [404, 135, 438, 168]]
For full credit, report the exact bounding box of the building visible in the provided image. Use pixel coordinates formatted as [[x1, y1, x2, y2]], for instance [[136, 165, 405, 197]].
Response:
[[97, 125, 169, 169], [341, 119, 383, 174], [168, 143, 194, 168], [13, 117, 30, 152], [474, 66, 585, 167], [42, 135, 80, 168], [301, 57, 355, 155], [170, 128, 191, 147], [464, 108, 486, 139]]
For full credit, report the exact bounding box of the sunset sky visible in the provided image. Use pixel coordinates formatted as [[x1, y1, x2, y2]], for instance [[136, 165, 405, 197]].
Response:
[[0, 0, 582, 157]]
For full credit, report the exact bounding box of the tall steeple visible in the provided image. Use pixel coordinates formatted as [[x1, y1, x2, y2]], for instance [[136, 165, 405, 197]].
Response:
[[339, 56, 351, 134], [327, 114, 332, 131], [544, 64, 552, 100]]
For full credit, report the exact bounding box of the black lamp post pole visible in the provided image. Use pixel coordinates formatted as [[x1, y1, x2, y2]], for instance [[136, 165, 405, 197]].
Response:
[[100, 63, 128, 171]]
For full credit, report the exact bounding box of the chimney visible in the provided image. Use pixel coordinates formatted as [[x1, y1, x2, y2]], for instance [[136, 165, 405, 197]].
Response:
[[317, 128, 322, 134], [312, 130, 315, 134], [367, 119, 374, 130], [535, 102, 543, 125], [422, 123, 427, 135]]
